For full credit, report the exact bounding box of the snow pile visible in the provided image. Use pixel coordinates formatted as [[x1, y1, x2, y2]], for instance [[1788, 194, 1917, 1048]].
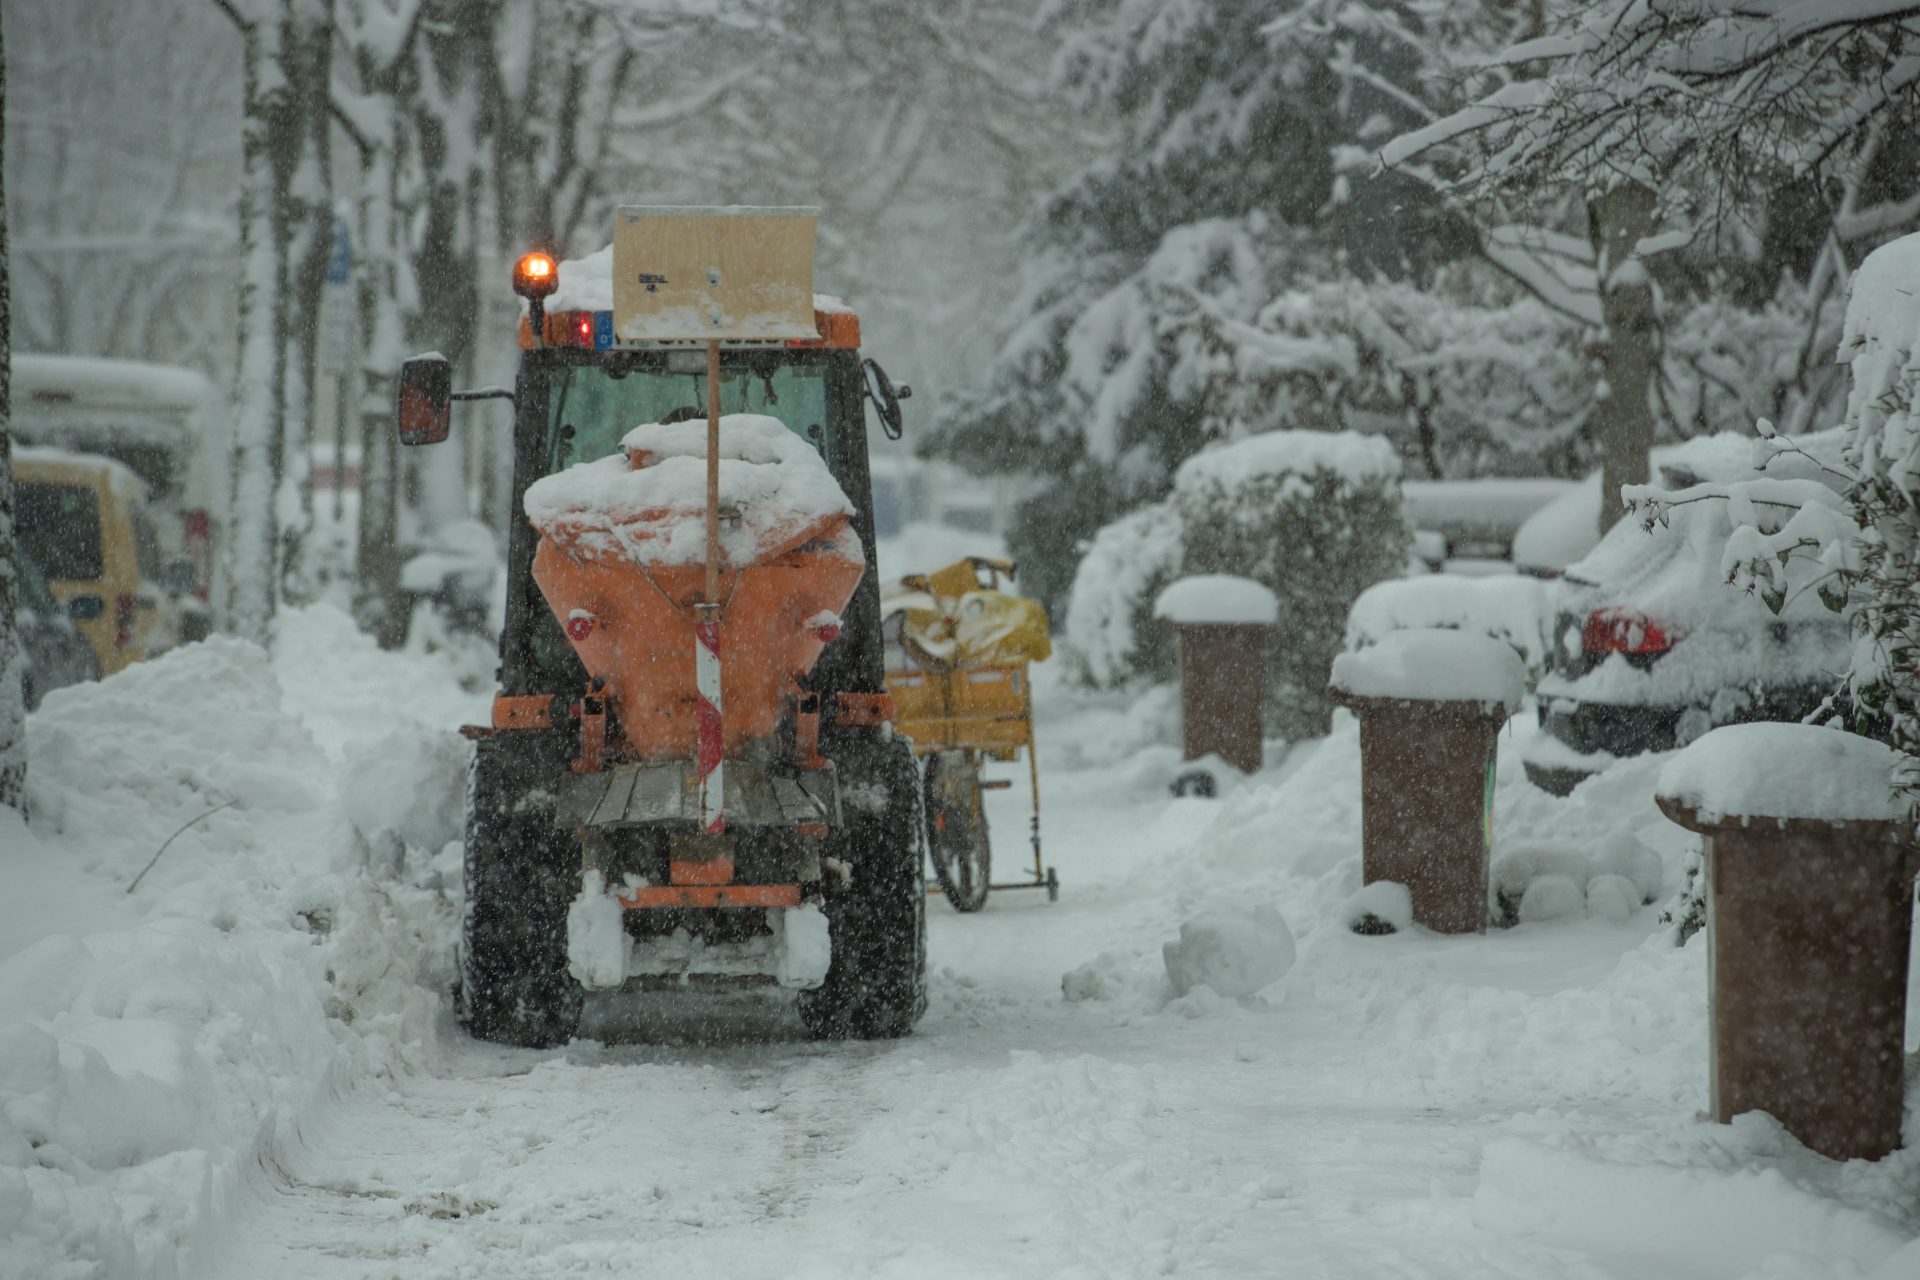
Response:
[[3, 605, 469, 1278], [1344, 573, 1552, 680], [523, 413, 860, 569], [1657, 724, 1909, 825], [1490, 833, 1663, 926], [1153, 574, 1278, 626], [1161, 906, 1296, 998], [567, 871, 629, 990], [1329, 626, 1527, 713]]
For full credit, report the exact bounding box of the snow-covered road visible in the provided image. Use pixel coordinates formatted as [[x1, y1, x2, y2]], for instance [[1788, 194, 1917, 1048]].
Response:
[[8, 612, 1917, 1279], [205, 677, 1915, 1279]]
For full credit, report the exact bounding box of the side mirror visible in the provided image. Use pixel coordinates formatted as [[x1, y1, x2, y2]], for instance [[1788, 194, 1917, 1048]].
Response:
[[67, 594, 106, 623], [861, 358, 904, 440], [397, 354, 453, 446]]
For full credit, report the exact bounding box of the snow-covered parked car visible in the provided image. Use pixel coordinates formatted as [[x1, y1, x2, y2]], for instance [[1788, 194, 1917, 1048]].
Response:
[[16, 549, 101, 709], [1521, 431, 1853, 795]]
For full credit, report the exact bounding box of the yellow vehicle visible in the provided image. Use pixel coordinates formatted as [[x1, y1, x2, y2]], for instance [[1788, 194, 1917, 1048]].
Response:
[[14, 447, 182, 676], [883, 557, 1057, 911]]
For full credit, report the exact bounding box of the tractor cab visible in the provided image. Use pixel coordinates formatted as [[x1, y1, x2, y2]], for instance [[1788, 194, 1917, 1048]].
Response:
[[398, 211, 928, 1046]]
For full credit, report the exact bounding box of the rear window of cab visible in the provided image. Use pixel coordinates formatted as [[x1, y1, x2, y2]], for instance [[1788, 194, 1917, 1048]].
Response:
[[17, 483, 104, 580]]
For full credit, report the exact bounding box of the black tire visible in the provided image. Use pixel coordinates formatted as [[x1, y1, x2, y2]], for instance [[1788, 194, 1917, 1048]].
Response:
[[799, 737, 927, 1039], [924, 750, 990, 912], [458, 735, 582, 1048]]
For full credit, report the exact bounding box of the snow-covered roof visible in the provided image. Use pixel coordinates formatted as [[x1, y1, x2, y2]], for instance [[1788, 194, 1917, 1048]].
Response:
[[523, 413, 859, 569], [1328, 626, 1526, 713], [1153, 575, 1279, 626], [12, 352, 214, 414], [1657, 724, 1908, 826], [530, 243, 850, 320], [13, 444, 152, 505]]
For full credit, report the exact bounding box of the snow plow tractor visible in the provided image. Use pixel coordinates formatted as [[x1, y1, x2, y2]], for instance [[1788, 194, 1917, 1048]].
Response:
[[399, 208, 925, 1046]]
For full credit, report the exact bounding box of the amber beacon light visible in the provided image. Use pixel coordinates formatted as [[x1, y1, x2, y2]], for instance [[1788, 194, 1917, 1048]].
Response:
[[513, 251, 559, 301]]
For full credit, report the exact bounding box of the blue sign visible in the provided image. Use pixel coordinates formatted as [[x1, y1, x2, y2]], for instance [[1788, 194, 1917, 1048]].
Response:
[[593, 310, 614, 350], [325, 215, 352, 284]]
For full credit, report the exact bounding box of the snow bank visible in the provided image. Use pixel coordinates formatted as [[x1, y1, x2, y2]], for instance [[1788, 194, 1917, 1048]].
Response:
[[1657, 724, 1909, 825], [1161, 906, 1295, 998], [523, 414, 859, 569], [1343, 574, 1552, 679], [5, 606, 468, 1278], [1328, 626, 1527, 712], [1473, 1126, 1915, 1277], [1153, 574, 1278, 626]]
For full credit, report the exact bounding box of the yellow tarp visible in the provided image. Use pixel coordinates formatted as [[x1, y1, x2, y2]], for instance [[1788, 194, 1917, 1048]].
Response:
[[883, 558, 1051, 671]]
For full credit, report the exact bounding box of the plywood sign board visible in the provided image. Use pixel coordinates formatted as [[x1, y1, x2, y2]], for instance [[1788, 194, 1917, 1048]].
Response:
[[613, 206, 820, 343]]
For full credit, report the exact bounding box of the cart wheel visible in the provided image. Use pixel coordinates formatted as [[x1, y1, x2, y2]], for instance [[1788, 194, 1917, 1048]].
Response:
[[924, 751, 991, 912], [1045, 866, 1059, 903]]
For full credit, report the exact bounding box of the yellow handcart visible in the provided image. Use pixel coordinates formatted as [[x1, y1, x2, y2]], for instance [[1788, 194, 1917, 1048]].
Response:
[[883, 558, 1057, 911]]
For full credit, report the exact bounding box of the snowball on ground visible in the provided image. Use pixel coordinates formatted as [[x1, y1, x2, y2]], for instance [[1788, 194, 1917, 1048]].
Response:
[[1656, 723, 1908, 825], [1584, 874, 1639, 922], [1343, 880, 1413, 934], [1153, 574, 1279, 626], [1327, 627, 1526, 713], [1343, 574, 1551, 674], [1517, 874, 1584, 923], [1161, 906, 1295, 998], [1174, 428, 1401, 491], [523, 413, 859, 568]]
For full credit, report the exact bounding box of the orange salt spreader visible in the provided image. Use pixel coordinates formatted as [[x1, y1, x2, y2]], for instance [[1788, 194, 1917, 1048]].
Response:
[[525, 428, 866, 762]]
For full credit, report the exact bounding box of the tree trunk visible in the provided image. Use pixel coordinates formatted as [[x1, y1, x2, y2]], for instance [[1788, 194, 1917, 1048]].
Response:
[[347, 95, 408, 648], [219, 6, 287, 644], [0, 14, 26, 814], [276, 0, 335, 606], [1587, 181, 1657, 537]]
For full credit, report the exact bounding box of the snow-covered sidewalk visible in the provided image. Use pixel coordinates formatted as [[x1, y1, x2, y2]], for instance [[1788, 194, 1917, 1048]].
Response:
[[3, 627, 1917, 1278]]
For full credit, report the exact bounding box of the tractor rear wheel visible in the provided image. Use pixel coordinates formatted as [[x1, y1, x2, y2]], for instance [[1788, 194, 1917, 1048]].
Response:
[[799, 737, 927, 1039], [458, 735, 582, 1048], [924, 750, 991, 912]]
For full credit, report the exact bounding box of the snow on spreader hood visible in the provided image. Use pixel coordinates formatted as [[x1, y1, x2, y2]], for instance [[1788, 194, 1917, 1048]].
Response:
[[523, 413, 861, 569]]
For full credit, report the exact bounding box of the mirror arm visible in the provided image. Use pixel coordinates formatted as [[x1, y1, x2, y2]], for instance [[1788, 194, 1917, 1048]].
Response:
[[451, 387, 516, 407]]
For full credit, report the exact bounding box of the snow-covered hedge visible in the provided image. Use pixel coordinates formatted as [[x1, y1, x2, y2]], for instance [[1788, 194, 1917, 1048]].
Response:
[[1065, 430, 1409, 738]]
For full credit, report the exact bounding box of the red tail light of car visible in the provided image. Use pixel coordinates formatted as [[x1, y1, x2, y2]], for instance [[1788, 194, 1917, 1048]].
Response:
[[1582, 607, 1674, 656], [115, 594, 137, 649]]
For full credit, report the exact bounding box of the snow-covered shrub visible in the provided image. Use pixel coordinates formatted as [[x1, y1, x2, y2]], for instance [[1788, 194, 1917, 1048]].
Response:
[[1061, 500, 1182, 690], [1174, 432, 1410, 738]]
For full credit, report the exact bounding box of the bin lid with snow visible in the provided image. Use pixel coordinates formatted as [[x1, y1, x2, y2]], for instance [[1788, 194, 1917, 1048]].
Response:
[[1656, 723, 1910, 827], [1153, 575, 1279, 627], [1327, 627, 1526, 714]]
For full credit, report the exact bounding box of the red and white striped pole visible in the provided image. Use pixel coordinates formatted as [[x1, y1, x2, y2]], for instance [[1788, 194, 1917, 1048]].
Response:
[[698, 340, 726, 833], [695, 605, 725, 833]]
